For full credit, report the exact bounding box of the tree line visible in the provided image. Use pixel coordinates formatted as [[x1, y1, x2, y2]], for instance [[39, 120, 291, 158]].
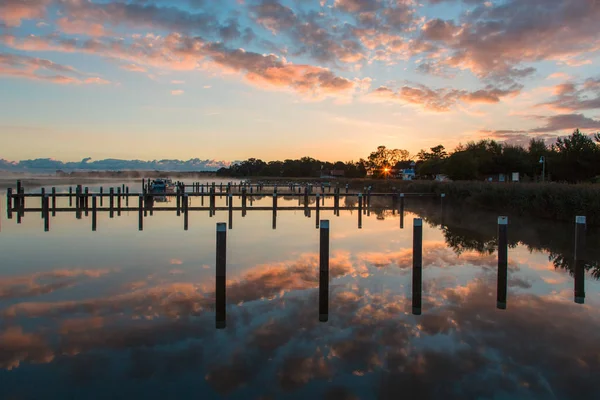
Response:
[[217, 129, 600, 183]]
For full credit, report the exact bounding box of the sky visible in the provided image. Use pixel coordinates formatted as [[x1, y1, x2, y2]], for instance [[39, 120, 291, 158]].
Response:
[[0, 0, 599, 163]]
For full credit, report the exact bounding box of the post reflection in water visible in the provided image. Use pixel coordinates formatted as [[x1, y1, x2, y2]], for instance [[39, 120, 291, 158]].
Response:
[[0, 191, 599, 400]]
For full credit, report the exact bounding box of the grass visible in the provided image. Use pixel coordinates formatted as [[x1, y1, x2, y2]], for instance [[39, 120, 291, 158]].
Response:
[[248, 177, 600, 225]]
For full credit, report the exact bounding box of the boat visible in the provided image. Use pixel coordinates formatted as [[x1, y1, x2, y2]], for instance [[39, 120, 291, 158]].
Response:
[[149, 178, 176, 194]]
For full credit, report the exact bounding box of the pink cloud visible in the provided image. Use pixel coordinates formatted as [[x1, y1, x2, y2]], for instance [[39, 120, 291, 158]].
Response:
[[0, 0, 49, 27], [56, 17, 108, 37], [366, 82, 521, 111]]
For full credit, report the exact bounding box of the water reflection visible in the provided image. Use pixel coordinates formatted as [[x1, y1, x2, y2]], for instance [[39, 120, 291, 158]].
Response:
[[0, 194, 599, 399]]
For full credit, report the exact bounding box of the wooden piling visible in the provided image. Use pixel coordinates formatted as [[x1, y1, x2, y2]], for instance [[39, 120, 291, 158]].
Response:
[[216, 223, 227, 329], [6, 188, 12, 219], [210, 187, 216, 215], [228, 194, 233, 229], [16, 180, 22, 197], [125, 186, 129, 206], [241, 188, 247, 217], [412, 218, 423, 315], [109, 188, 114, 218], [40, 188, 45, 218], [84, 187, 89, 216], [319, 220, 329, 322], [43, 195, 50, 232], [497, 216, 508, 310], [176, 186, 181, 217], [138, 195, 143, 231], [315, 193, 320, 229], [358, 194, 363, 229], [116, 187, 121, 216], [92, 195, 97, 231], [51, 187, 56, 217], [574, 216, 586, 304], [18, 188, 25, 219], [184, 194, 189, 231]]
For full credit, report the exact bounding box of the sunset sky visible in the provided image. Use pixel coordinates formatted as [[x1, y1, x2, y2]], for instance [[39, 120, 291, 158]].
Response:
[[1, 0, 599, 163]]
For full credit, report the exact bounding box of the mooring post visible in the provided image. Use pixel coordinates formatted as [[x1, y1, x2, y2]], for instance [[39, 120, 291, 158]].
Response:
[[116, 187, 121, 215], [334, 188, 339, 215], [51, 187, 56, 217], [125, 186, 129, 206], [138, 195, 143, 231], [228, 194, 233, 229], [440, 193, 446, 226], [412, 218, 423, 315], [176, 186, 181, 217], [40, 188, 46, 218], [43, 195, 50, 232], [319, 220, 330, 322], [184, 194, 189, 231], [76, 185, 83, 209], [315, 193, 320, 229], [6, 188, 13, 219], [16, 188, 24, 223], [7, 187, 12, 209], [84, 187, 89, 216], [210, 187, 216, 215], [216, 222, 227, 329], [358, 193, 363, 229], [400, 196, 405, 229], [574, 216, 586, 304], [497, 216, 508, 309], [98, 187, 103, 207], [241, 187, 247, 212], [304, 186, 308, 206], [109, 188, 114, 218], [16, 180, 22, 197], [92, 195, 97, 231], [19, 187, 25, 216]]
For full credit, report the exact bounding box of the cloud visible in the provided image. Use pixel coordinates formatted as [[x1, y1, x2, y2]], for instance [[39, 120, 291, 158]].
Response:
[[56, 17, 108, 37], [171, 89, 184, 95], [481, 113, 600, 144], [0, 33, 356, 99], [539, 76, 600, 111], [121, 63, 146, 73], [334, 0, 380, 13], [366, 82, 521, 111], [529, 113, 600, 133], [0, 268, 111, 301], [413, 0, 600, 83], [0, 51, 109, 85], [0, 0, 49, 27]]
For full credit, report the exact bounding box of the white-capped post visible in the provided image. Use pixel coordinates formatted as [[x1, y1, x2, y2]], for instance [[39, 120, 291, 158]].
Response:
[[574, 216, 586, 304], [319, 220, 330, 322], [497, 216, 508, 309], [216, 223, 227, 329], [412, 218, 423, 315]]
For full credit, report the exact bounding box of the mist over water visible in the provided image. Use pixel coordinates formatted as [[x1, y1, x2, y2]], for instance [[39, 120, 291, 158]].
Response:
[[0, 183, 599, 399]]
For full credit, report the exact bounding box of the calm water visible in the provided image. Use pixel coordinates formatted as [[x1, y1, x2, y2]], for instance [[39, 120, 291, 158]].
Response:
[[1, 182, 599, 399]]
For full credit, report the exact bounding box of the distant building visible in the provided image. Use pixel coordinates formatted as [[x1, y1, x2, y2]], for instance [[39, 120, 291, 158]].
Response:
[[321, 169, 345, 178], [400, 168, 415, 180]]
